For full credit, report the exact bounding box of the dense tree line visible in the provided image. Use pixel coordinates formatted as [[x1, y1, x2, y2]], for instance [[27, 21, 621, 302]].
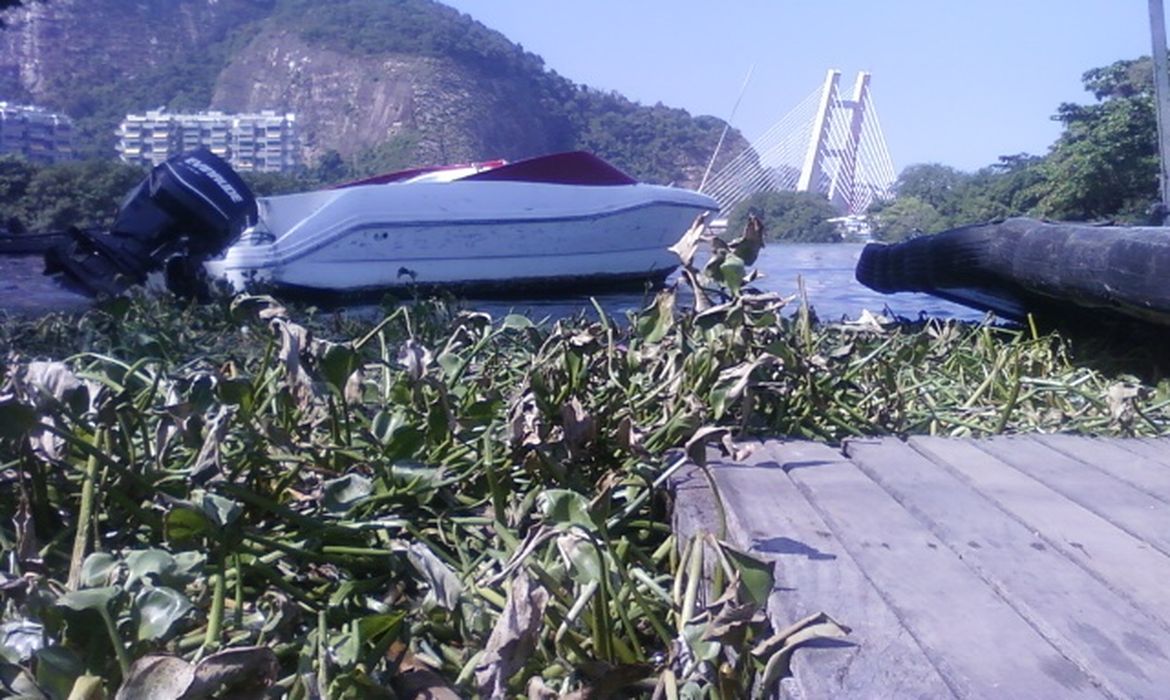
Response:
[[0, 147, 420, 235], [0, 157, 143, 232], [871, 57, 1161, 241], [0, 136, 456, 235], [724, 190, 843, 242]]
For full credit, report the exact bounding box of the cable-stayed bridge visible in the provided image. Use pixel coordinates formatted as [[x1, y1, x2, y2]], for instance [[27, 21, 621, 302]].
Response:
[[701, 70, 897, 217]]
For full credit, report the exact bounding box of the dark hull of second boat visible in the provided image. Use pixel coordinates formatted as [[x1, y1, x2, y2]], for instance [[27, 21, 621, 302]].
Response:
[[855, 217, 1170, 326]]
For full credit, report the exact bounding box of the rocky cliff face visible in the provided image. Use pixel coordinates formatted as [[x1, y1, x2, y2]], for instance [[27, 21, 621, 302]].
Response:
[[0, 0, 735, 186], [0, 0, 272, 107], [211, 27, 570, 164]]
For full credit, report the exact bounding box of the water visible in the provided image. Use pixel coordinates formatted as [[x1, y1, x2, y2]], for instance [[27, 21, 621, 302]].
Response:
[[0, 244, 982, 322], [467, 243, 982, 323]]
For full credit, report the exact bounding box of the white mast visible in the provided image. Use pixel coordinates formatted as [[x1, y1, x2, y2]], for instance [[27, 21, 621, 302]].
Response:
[[1148, 0, 1170, 219]]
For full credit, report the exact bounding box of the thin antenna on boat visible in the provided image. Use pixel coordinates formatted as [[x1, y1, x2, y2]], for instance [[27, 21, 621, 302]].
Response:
[[1149, 0, 1170, 222], [698, 64, 754, 194]]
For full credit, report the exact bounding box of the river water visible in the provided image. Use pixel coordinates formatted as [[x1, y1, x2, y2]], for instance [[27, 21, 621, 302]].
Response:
[[0, 243, 981, 322], [471, 243, 982, 323]]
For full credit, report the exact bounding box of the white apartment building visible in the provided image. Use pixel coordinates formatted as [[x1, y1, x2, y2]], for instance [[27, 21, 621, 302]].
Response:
[[117, 109, 300, 173], [0, 102, 74, 164]]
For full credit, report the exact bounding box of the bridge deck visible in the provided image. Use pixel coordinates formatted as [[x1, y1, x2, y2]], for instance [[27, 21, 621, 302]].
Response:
[[671, 435, 1170, 699]]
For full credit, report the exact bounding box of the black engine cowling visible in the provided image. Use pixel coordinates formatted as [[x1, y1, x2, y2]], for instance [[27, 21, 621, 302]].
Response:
[[45, 148, 257, 297]]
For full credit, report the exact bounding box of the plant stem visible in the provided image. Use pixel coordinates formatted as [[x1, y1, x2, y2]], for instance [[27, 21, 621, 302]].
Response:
[[202, 549, 227, 655], [100, 607, 131, 677], [67, 427, 104, 591]]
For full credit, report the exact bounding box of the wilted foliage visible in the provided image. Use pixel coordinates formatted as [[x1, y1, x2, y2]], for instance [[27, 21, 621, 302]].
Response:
[[1, 217, 1168, 697]]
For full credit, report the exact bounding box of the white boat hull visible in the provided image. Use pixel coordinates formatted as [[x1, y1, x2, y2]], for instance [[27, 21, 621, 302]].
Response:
[[204, 180, 716, 295]]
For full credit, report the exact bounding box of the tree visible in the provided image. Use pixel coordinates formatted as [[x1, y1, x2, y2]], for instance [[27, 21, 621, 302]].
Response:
[[874, 55, 1162, 231], [14, 160, 144, 231], [1082, 57, 1153, 100], [724, 190, 842, 243], [869, 196, 946, 242], [0, 0, 43, 28], [1035, 64, 1159, 221], [894, 163, 968, 215], [980, 153, 1048, 214], [0, 155, 35, 205]]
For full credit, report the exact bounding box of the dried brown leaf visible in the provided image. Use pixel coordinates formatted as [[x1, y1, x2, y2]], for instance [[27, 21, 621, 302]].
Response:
[[684, 426, 730, 468], [561, 396, 596, 451], [475, 572, 550, 699], [666, 213, 710, 269]]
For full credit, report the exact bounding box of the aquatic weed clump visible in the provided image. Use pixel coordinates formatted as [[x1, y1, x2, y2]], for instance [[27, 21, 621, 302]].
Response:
[[1, 218, 1168, 697]]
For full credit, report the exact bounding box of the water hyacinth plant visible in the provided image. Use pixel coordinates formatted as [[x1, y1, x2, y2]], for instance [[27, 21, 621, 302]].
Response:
[[1, 215, 1169, 698]]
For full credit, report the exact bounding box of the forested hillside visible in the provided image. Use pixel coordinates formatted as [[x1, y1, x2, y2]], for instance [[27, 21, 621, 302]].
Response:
[[0, 0, 741, 186]]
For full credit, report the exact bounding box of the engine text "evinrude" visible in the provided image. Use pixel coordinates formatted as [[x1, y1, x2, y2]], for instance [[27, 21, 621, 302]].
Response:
[[184, 157, 245, 204]]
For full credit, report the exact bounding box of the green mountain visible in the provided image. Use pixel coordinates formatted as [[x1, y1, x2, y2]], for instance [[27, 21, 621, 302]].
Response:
[[0, 0, 744, 185]]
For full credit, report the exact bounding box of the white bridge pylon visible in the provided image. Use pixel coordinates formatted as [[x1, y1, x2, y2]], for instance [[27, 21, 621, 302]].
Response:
[[701, 70, 897, 217]]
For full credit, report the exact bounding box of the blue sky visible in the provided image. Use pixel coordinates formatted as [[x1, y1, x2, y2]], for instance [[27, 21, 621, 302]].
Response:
[[438, 1, 1151, 174]]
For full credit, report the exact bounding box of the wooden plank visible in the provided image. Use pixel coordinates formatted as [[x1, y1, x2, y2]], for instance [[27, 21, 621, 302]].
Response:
[[1117, 437, 1170, 467], [759, 440, 1106, 699], [670, 462, 723, 547], [909, 436, 1170, 628], [715, 442, 955, 699], [849, 438, 1170, 699], [1032, 434, 1170, 505], [969, 436, 1170, 558]]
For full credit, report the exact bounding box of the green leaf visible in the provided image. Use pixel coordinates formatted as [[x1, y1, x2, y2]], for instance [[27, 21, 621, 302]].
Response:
[[320, 343, 359, 394], [722, 545, 775, 607], [134, 587, 193, 641], [538, 489, 596, 531], [556, 533, 605, 585], [387, 460, 441, 491], [635, 291, 675, 344], [437, 351, 463, 379], [356, 611, 406, 643], [56, 586, 119, 612], [681, 618, 722, 663], [198, 492, 242, 529], [125, 549, 179, 588], [215, 378, 254, 412], [99, 295, 132, 321], [34, 647, 84, 700], [79, 552, 119, 588], [370, 410, 424, 460], [720, 253, 746, 296], [321, 474, 374, 514], [502, 314, 534, 330], [172, 552, 205, 579], [164, 507, 211, 545]]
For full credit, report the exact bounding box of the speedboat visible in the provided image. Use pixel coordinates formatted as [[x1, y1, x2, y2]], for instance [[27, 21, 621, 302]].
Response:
[[204, 151, 717, 295], [46, 149, 716, 298]]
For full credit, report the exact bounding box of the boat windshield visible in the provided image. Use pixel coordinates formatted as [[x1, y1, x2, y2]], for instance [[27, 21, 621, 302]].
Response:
[[402, 166, 484, 183]]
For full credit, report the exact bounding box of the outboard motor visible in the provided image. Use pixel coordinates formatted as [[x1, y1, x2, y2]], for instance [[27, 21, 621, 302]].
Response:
[[45, 148, 257, 297]]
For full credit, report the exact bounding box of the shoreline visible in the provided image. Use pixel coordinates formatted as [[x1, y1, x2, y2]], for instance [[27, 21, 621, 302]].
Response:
[[0, 255, 91, 316]]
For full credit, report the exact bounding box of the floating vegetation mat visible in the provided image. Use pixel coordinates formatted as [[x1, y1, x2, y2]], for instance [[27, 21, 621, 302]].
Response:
[[1, 218, 1168, 697]]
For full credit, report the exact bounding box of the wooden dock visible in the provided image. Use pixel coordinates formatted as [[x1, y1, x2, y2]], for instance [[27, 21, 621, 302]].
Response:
[[671, 435, 1170, 699]]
